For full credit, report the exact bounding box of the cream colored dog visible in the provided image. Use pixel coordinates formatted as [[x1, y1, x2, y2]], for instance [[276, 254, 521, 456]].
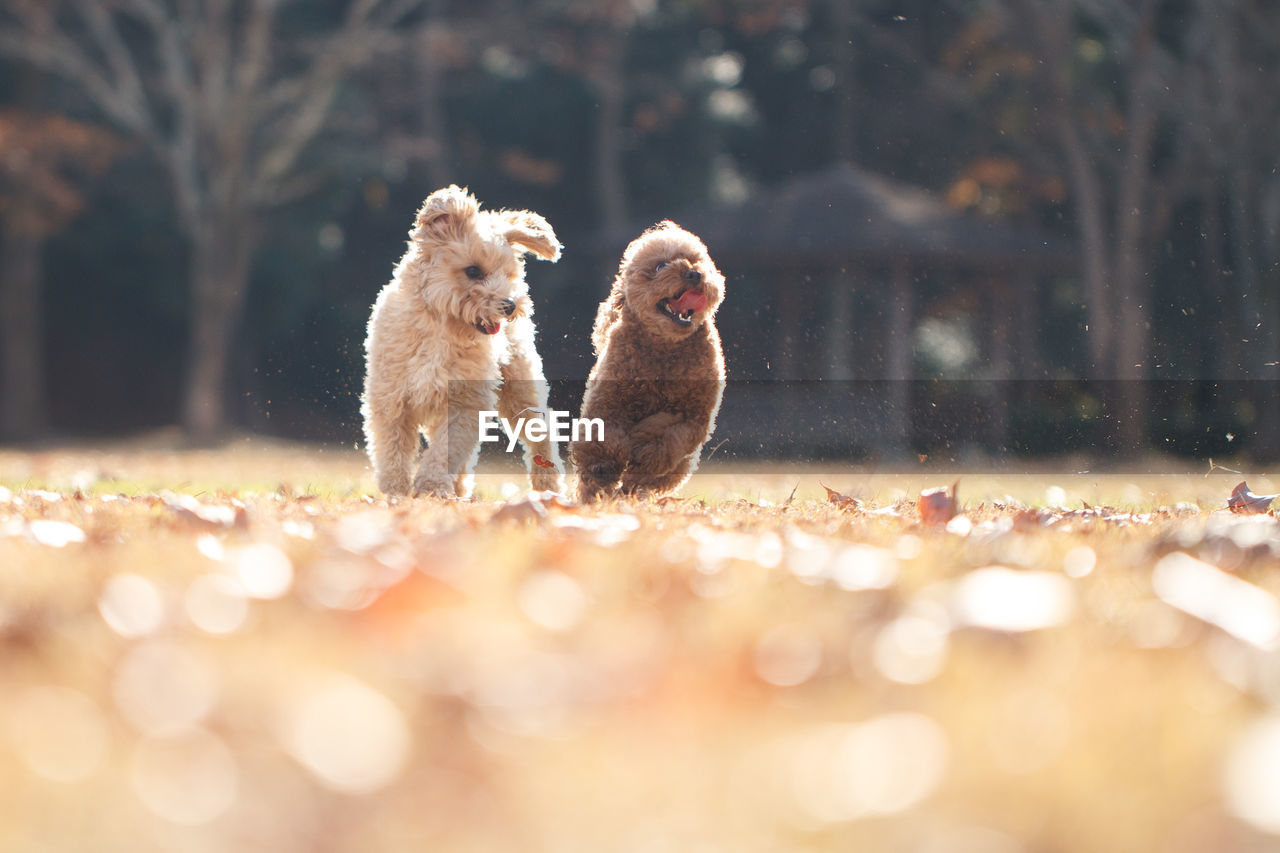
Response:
[[361, 185, 564, 497]]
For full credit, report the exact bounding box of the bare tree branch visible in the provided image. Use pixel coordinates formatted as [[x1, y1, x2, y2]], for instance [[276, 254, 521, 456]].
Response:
[[0, 21, 150, 135], [254, 0, 423, 190], [0, 0, 429, 436], [71, 0, 152, 125], [234, 0, 280, 102]]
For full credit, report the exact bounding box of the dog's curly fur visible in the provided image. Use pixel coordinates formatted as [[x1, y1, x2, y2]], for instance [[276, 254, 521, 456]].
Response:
[[572, 221, 726, 501], [362, 186, 564, 497]]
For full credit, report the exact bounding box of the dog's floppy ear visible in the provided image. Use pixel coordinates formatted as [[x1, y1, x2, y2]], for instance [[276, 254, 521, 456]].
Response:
[[499, 210, 562, 261], [413, 185, 478, 242]]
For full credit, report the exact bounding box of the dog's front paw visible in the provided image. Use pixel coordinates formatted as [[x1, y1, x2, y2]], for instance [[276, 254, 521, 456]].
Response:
[[529, 466, 565, 493], [576, 479, 614, 503], [413, 474, 459, 499], [575, 460, 621, 502], [588, 460, 622, 485], [377, 470, 412, 497]]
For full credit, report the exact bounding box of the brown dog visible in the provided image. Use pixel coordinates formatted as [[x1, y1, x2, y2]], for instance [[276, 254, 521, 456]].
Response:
[[572, 221, 725, 501]]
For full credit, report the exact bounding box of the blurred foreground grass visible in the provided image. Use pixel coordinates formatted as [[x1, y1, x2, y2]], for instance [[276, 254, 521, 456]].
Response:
[[3, 441, 1280, 852]]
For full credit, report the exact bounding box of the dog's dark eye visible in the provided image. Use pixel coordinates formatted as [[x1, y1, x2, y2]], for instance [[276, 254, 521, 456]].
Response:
[[464, 265, 484, 280], [655, 262, 668, 272]]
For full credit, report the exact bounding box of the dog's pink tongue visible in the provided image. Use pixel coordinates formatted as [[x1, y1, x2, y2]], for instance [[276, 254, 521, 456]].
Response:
[[671, 289, 707, 314], [483, 321, 501, 335]]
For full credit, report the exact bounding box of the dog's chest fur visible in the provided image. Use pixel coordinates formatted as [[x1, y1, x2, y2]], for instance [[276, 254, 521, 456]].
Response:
[[369, 285, 505, 412], [592, 319, 725, 419]]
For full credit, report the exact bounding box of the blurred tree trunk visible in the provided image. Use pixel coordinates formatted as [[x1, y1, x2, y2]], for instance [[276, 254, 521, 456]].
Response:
[[1021, 0, 1113, 378], [1162, 0, 1280, 456], [1017, 0, 1162, 453], [0, 111, 119, 444], [0, 225, 45, 440], [1109, 0, 1161, 453], [1217, 1, 1280, 458], [590, 23, 629, 233], [181, 215, 259, 440], [885, 261, 915, 459]]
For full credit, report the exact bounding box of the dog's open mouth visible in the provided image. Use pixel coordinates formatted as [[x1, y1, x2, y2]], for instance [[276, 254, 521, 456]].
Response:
[[475, 320, 502, 335], [657, 288, 707, 328]]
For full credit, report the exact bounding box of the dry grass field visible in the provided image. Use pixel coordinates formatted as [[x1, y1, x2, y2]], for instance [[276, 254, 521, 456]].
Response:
[[3, 440, 1280, 852]]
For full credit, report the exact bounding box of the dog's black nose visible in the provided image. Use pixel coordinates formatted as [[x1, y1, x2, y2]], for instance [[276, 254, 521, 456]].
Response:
[[684, 268, 702, 285], [501, 298, 516, 316]]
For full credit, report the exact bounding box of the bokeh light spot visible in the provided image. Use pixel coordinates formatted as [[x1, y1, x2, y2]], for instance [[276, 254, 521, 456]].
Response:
[[873, 599, 951, 684], [230, 543, 294, 600], [1225, 714, 1280, 834], [8, 686, 110, 783], [130, 728, 238, 825], [755, 624, 823, 687], [1062, 545, 1096, 578], [1153, 552, 1280, 649], [518, 570, 589, 633], [113, 641, 219, 735], [952, 567, 1075, 632], [98, 573, 166, 638], [184, 573, 249, 634], [831, 544, 897, 591], [789, 713, 949, 823], [281, 672, 410, 795]]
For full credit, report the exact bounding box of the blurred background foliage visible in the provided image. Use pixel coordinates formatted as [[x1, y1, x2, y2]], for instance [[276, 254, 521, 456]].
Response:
[[0, 0, 1277, 460]]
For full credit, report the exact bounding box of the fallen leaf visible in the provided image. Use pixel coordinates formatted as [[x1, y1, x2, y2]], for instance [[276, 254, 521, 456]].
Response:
[[550, 512, 641, 547], [1228, 481, 1278, 515], [919, 481, 960, 526], [26, 519, 86, 548], [820, 483, 862, 511], [1012, 508, 1051, 529], [162, 492, 247, 530], [534, 491, 576, 510], [491, 497, 548, 524]]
